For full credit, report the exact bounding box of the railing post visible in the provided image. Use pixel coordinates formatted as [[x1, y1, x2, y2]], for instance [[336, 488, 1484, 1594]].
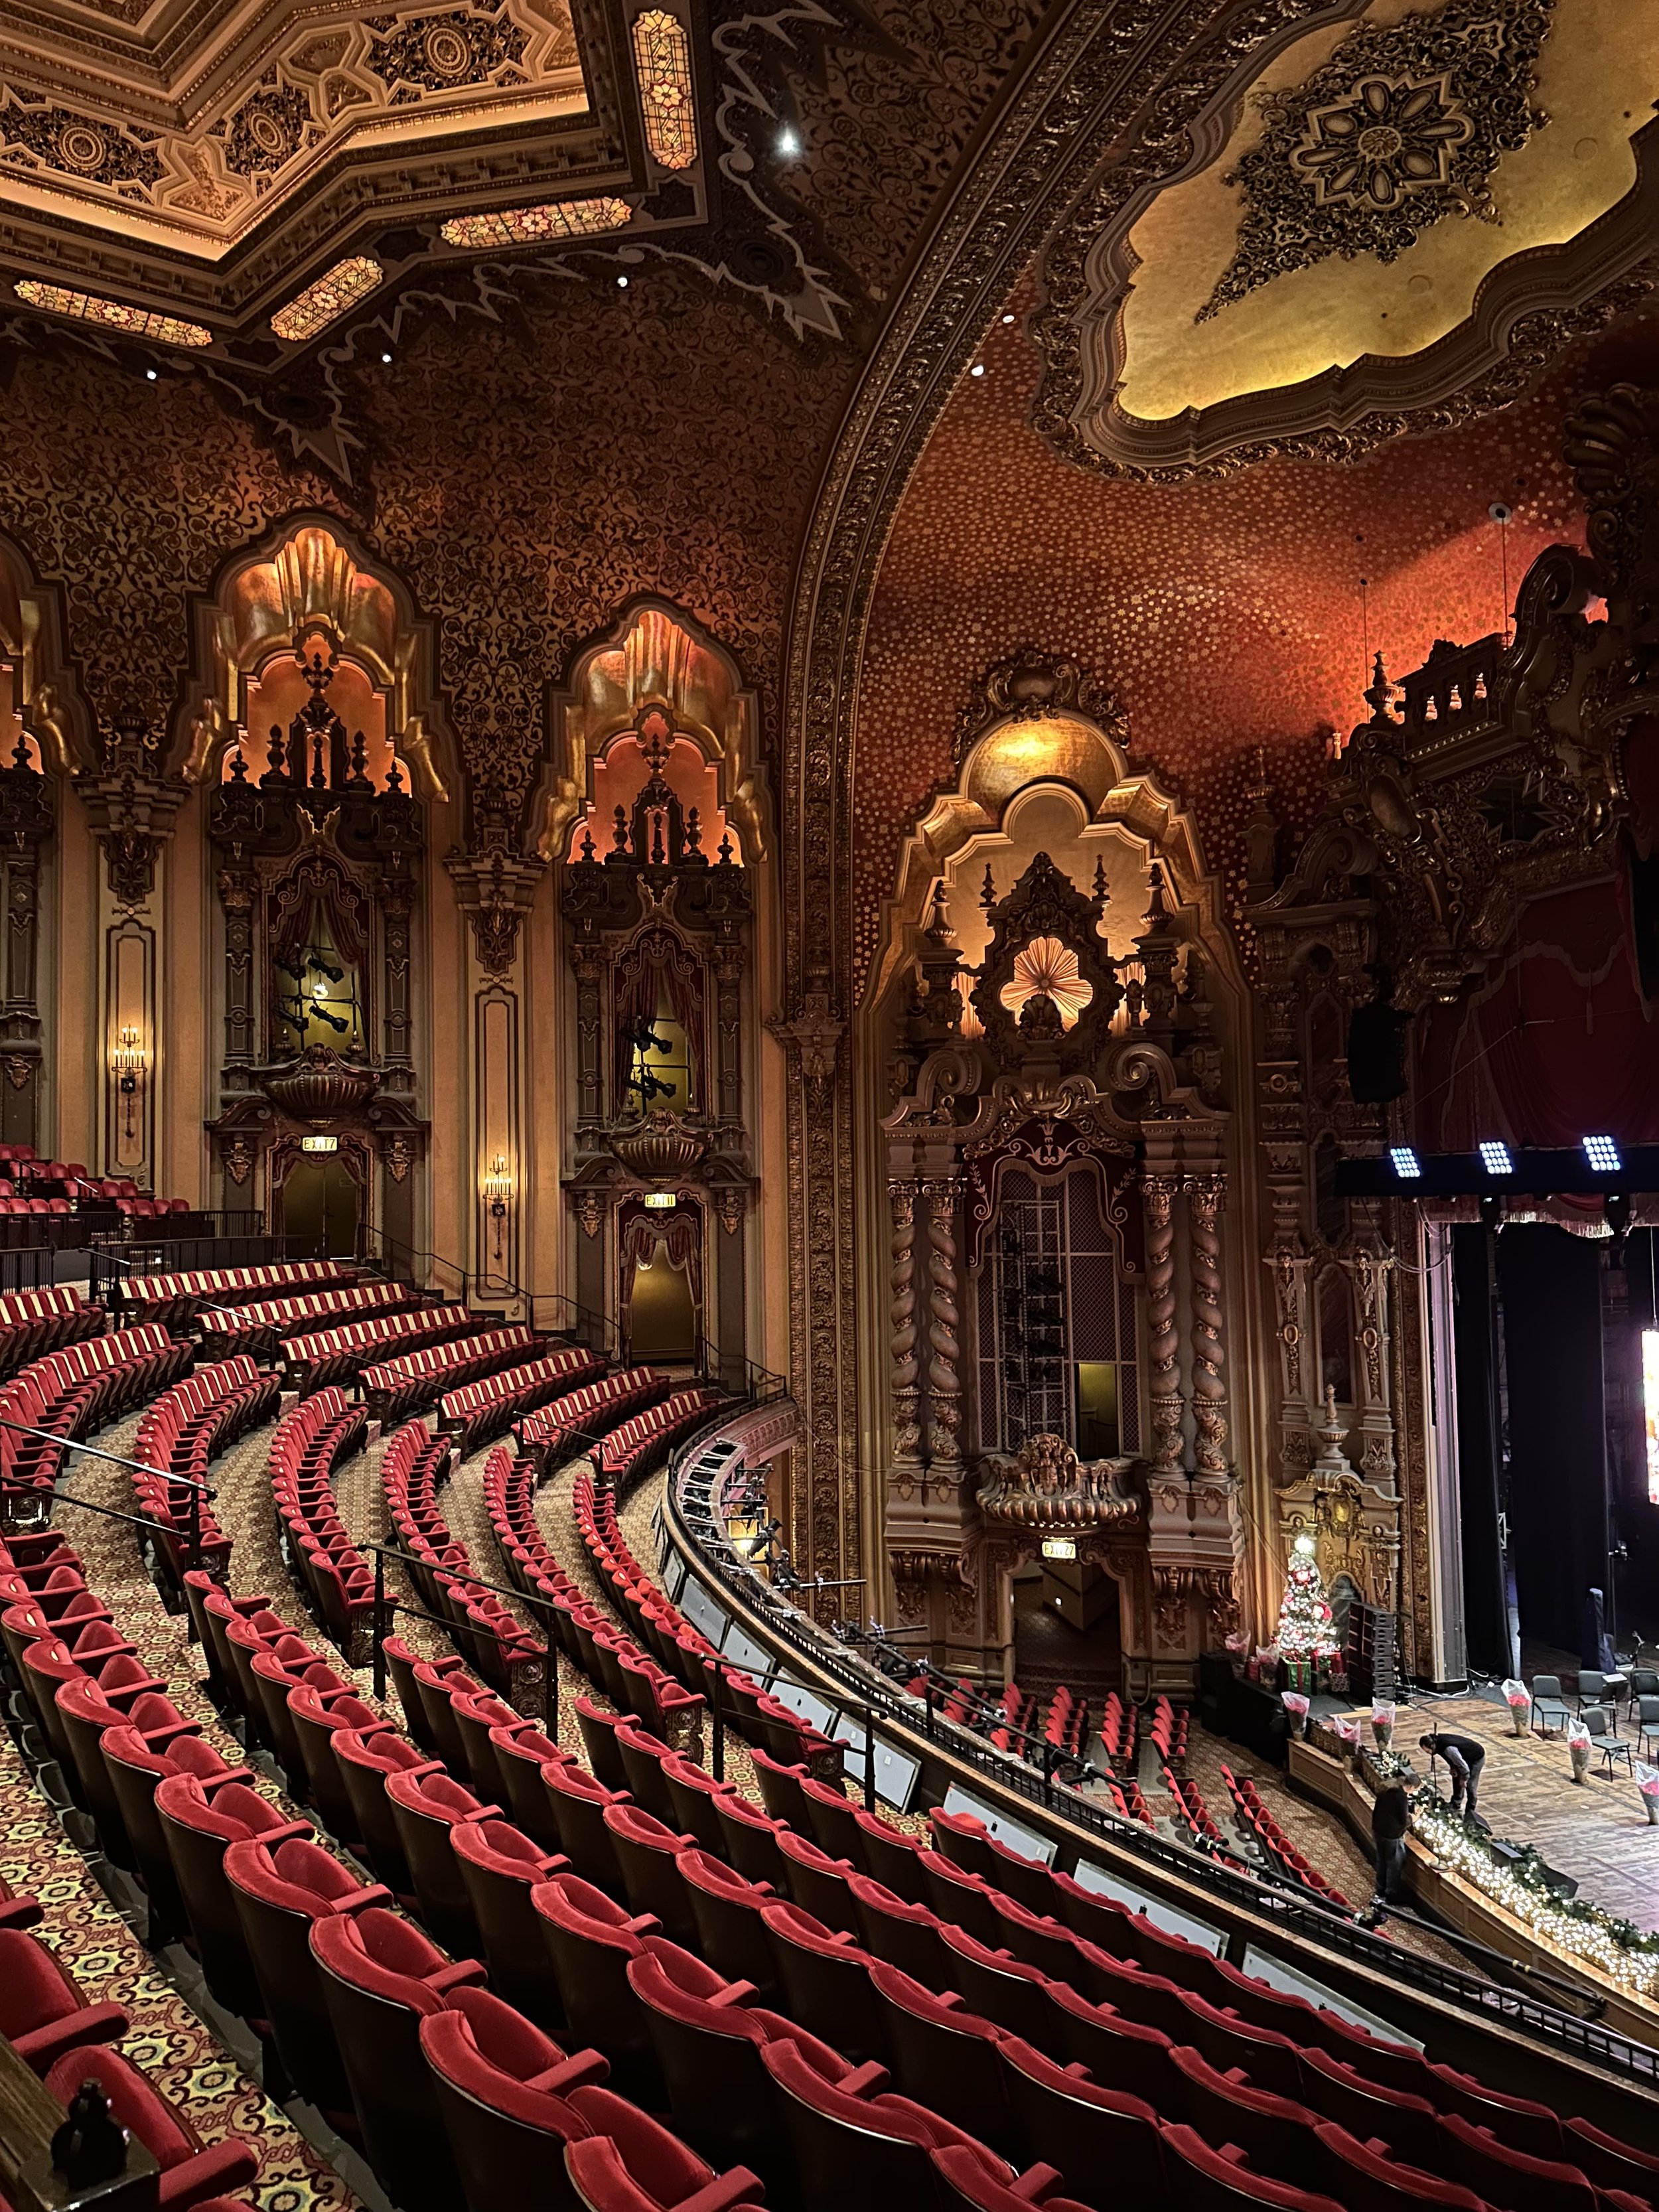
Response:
[[372, 1549, 388, 1704], [710, 1657, 725, 1785], [863, 1702, 876, 1815]]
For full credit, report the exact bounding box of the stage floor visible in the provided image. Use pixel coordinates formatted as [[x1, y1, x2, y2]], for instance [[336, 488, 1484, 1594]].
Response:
[[1407, 1694, 1659, 1934]]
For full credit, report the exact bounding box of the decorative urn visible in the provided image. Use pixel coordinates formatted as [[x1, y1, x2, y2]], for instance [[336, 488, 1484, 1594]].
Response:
[[259, 1045, 380, 1126]]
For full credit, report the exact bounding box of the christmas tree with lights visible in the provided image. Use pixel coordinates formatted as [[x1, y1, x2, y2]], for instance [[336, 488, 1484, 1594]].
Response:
[[1277, 1532, 1342, 1692]]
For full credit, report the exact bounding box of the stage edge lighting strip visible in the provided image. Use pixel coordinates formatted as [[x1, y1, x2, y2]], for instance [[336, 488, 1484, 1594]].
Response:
[[14, 281, 212, 348], [1644, 1330, 1659, 1507], [271, 257, 383, 342], [439, 196, 632, 250]]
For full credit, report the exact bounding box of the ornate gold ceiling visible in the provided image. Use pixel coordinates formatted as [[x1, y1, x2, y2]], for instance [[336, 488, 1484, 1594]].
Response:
[[1037, 0, 1659, 474], [0, 0, 687, 338]]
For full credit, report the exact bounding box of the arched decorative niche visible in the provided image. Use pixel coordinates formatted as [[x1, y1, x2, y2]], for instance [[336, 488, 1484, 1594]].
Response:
[[866, 650, 1251, 1698], [547, 601, 772, 1388], [182, 519, 457, 1249]]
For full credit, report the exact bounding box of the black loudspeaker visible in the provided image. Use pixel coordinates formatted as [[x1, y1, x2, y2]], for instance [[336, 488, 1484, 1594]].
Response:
[[1346, 999, 1410, 1103]]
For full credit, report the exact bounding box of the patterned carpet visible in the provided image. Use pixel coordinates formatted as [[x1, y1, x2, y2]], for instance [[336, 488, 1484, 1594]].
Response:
[[7, 1414, 360, 2212]]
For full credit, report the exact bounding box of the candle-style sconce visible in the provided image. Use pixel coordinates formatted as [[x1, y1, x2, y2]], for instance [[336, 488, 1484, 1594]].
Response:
[[484, 1153, 511, 1263], [113, 1025, 145, 1145]]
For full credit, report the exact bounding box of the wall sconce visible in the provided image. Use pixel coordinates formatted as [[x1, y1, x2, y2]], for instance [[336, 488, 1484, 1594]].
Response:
[[113, 1025, 145, 1144], [484, 1154, 510, 1262]]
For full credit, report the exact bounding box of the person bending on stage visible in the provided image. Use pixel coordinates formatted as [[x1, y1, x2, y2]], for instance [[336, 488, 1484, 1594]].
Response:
[[1418, 1730, 1486, 1822]]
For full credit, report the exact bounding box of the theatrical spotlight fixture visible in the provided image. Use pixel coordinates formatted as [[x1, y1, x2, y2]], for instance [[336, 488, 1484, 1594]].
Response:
[[1388, 1145, 1422, 1179], [1477, 1140, 1514, 1175], [1583, 1134, 1623, 1173]]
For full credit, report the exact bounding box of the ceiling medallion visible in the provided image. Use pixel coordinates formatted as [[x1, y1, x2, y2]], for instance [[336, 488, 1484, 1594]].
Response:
[[1202, 0, 1555, 321]]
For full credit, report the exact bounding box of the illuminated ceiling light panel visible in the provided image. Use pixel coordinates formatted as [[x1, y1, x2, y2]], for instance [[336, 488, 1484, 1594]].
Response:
[[631, 9, 697, 170], [439, 194, 632, 250], [271, 257, 384, 342], [1388, 1145, 1421, 1179], [1477, 1140, 1514, 1175], [13, 281, 211, 348], [1583, 1134, 1623, 1173]]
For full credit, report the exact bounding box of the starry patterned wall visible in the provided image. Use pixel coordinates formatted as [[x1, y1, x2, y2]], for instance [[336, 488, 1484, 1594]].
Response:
[[851, 283, 1659, 991]]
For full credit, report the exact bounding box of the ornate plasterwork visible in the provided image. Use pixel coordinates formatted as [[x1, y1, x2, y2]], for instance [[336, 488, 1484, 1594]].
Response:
[[1201, 0, 1555, 321]]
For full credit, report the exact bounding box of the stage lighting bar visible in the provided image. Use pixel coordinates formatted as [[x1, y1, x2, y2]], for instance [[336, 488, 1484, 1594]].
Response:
[[1336, 1140, 1656, 1199]]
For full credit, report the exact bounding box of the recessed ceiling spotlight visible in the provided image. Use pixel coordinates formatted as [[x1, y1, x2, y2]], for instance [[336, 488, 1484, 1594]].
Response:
[[616, 275, 630, 289], [970, 362, 985, 378], [381, 350, 392, 364], [776, 125, 800, 157], [1002, 313, 1015, 324], [145, 368, 157, 381]]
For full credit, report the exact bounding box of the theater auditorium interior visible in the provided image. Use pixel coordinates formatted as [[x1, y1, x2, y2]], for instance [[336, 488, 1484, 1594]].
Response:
[[5, 1, 1659, 2208]]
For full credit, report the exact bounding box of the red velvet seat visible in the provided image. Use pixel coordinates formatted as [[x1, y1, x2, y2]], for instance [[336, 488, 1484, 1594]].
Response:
[[775, 1828, 859, 1936], [1438, 2114, 1599, 2212], [851, 1806, 928, 1903], [532, 1873, 670, 2098], [1311, 2122, 1489, 2211], [451, 1817, 570, 2024], [757, 2032, 997, 2212], [1564, 2114, 1659, 2199], [419, 1984, 612, 2212], [995, 2038, 1168, 2208], [154, 1773, 310, 2012], [846, 1870, 950, 1987], [658, 1754, 734, 1854], [916, 1849, 1001, 1945], [625, 1945, 847, 2198], [1423, 2064, 1563, 2162], [931, 2145, 1096, 2212], [333, 1729, 441, 1893], [1297, 2047, 1443, 2170], [865, 1960, 1015, 2156], [677, 1850, 778, 1997], [0, 1874, 43, 1931], [603, 1804, 700, 1945], [1159, 2124, 1346, 2212], [100, 1730, 250, 1942], [54, 1675, 195, 1859], [449, 1688, 531, 1799], [0, 1928, 128, 2072], [931, 1808, 999, 1882], [749, 1745, 814, 1831], [983, 1891, 1077, 1985], [711, 1790, 791, 1890], [613, 1722, 678, 1824], [41, 2046, 257, 2212], [760, 1899, 887, 2065], [490, 1724, 573, 1852], [544, 1761, 632, 1891], [385, 1763, 497, 1954], [1166, 1988, 1307, 2101], [286, 1684, 381, 1848], [563, 2131, 766, 2212], [797, 1772, 867, 1868], [224, 1835, 388, 2114], [575, 1695, 630, 1793], [936, 1925, 1052, 2046], [309, 1906, 484, 2212], [1167, 2044, 1343, 2198]]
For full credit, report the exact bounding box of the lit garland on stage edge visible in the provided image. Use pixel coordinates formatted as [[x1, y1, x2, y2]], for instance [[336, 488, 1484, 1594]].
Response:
[[1411, 1787, 1659, 1998]]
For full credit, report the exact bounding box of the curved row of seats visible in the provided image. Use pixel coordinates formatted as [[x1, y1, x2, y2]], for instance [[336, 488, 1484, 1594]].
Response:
[[1221, 1767, 1354, 1913], [516, 1365, 674, 1473], [268, 1386, 376, 1658], [382, 1418, 546, 1706], [597, 1386, 727, 1483], [0, 1282, 104, 1380], [195, 1279, 416, 1362], [0, 1323, 191, 1505], [131, 1355, 280, 1589], [438, 1344, 607, 1455], [1159, 1767, 1244, 1868], [568, 1462, 850, 1777], [0, 1857, 259, 2212], [118, 1260, 358, 1332], [1043, 1686, 1089, 1761], [1150, 1696, 1189, 1771], [1099, 1690, 1139, 1776], [282, 1301, 482, 1396], [360, 1320, 550, 1424]]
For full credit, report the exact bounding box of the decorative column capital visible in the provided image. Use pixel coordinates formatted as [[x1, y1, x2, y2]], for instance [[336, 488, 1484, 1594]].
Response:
[[77, 719, 187, 912], [768, 970, 845, 1110], [445, 846, 546, 978]]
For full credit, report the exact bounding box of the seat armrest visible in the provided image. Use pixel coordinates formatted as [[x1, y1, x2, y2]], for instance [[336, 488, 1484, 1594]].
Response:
[[674, 2174, 766, 2212], [427, 1958, 490, 1994], [11, 2004, 130, 2071], [334, 1885, 393, 1915]]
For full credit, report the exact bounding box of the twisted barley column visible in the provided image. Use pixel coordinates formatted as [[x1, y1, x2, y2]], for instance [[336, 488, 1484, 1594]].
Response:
[[924, 1178, 963, 1471], [1143, 1174, 1184, 1472], [888, 1178, 922, 1472], [1186, 1172, 1230, 1476]]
